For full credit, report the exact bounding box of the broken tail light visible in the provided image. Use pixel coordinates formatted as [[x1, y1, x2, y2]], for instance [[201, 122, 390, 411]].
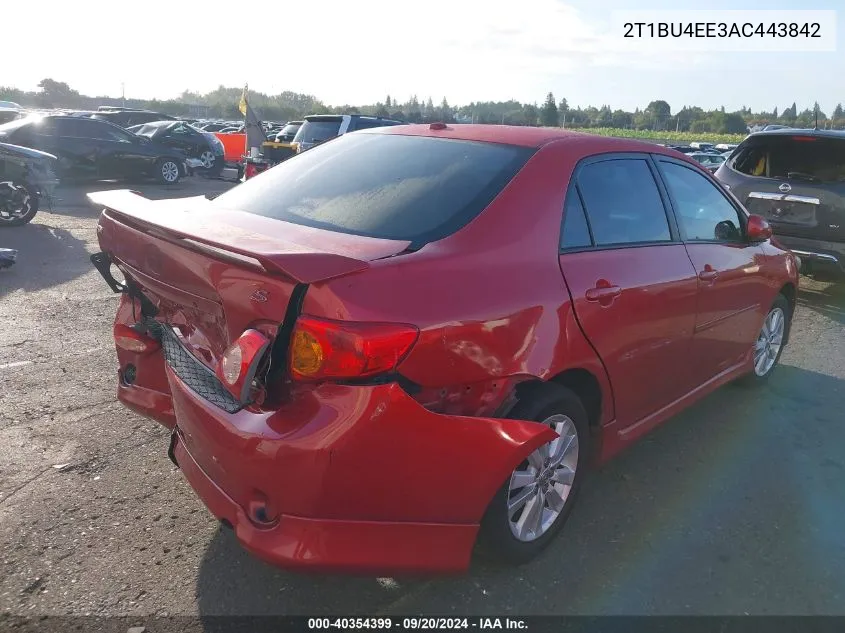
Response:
[[289, 316, 418, 382], [114, 323, 160, 354], [216, 329, 271, 403]]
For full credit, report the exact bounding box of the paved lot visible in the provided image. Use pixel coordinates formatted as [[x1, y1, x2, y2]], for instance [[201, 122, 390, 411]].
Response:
[[1, 176, 844, 620]]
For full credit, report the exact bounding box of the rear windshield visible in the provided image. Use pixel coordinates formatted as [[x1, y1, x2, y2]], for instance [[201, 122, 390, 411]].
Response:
[[294, 119, 342, 144], [211, 133, 534, 247], [732, 136, 845, 183]]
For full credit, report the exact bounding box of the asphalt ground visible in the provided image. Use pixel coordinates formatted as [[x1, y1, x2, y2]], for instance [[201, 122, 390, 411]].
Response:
[[1, 176, 843, 625]]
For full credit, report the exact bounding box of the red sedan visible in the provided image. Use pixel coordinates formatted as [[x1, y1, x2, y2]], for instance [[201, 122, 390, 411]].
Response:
[[90, 124, 799, 574]]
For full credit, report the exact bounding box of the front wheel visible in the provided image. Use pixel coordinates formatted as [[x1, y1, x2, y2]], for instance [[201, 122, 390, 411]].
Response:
[[478, 383, 590, 565], [0, 182, 39, 227], [155, 158, 181, 185]]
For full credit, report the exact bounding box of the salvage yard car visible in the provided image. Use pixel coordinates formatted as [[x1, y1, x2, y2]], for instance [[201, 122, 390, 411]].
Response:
[[127, 120, 225, 178], [0, 115, 188, 184], [89, 124, 799, 574], [715, 128, 845, 279]]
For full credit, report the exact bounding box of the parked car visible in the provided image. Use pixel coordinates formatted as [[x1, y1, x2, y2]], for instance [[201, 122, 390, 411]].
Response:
[[292, 114, 404, 152], [0, 115, 188, 184], [0, 109, 21, 125], [0, 101, 21, 110], [89, 124, 797, 574], [688, 151, 727, 172], [127, 120, 225, 177], [274, 121, 302, 143], [715, 128, 845, 279], [90, 109, 178, 128], [0, 141, 59, 226]]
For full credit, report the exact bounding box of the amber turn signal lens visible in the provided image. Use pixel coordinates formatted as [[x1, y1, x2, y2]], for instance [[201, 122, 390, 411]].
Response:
[[290, 329, 324, 377]]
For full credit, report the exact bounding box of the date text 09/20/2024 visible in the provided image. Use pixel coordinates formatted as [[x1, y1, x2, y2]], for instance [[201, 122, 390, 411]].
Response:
[[307, 618, 528, 630]]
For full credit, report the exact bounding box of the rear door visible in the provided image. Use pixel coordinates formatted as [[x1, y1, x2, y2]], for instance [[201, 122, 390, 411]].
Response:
[[51, 118, 100, 179], [720, 134, 845, 244], [77, 119, 146, 178], [656, 157, 770, 383], [558, 154, 699, 430]]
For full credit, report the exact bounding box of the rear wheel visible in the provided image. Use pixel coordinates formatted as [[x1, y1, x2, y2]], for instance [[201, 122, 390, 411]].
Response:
[[738, 294, 790, 386], [478, 383, 590, 564], [155, 158, 181, 185]]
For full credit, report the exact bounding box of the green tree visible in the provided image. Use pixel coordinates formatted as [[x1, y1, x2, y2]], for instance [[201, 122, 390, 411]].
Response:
[[645, 100, 671, 128], [36, 78, 80, 108], [523, 103, 539, 126], [834, 103, 844, 119], [540, 92, 559, 127], [385, 95, 392, 109]]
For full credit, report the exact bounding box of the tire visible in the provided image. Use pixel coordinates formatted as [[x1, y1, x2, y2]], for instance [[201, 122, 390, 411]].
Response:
[[0, 182, 39, 227], [478, 382, 590, 565], [738, 293, 791, 386], [197, 150, 222, 178], [155, 158, 181, 185]]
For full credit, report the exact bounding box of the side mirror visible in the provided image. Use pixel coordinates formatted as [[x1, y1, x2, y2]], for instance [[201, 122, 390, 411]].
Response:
[[746, 214, 773, 242]]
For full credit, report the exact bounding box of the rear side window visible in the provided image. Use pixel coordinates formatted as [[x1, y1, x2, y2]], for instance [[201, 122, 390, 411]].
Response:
[[211, 133, 534, 247], [576, 159, 672, 246], [294, 119, 342, 143], [733, 136, 845, 183], [560, 190, 592, 250]]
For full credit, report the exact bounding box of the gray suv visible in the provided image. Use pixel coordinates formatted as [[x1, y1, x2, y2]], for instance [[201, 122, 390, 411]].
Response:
[[292, 114, 404, 153], [715, 129, 845, 279]]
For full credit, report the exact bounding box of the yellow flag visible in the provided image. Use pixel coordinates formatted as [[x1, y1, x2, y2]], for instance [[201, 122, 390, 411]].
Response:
[[239, 84, 248, 116]]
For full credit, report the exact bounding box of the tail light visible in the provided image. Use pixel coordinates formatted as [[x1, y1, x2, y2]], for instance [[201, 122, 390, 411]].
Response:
[[216, 329, 271, 403], [114, 323, 160, 354], [289, 316, 418, 382]]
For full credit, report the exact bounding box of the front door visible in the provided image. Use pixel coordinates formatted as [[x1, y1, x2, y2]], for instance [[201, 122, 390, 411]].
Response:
[[558, 155, 699, 430], [655, 158, 771, 382]]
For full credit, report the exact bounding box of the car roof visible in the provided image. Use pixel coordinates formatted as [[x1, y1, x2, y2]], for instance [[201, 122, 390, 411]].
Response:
[[366, 124, 691, 154], [748, 128, 845, 140]]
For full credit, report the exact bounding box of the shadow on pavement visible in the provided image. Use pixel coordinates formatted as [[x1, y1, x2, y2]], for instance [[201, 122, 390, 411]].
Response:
[[195, 365, 845, 618], [797, 280, 845, 325], [0, 222, 91, 299]]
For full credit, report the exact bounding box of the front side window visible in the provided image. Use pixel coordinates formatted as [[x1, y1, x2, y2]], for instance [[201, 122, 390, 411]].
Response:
[[576, 158, 672, 246], [660, 161, 744, 242]]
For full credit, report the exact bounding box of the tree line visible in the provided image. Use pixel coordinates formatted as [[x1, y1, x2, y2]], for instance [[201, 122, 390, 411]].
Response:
[[2, 79, 843, 133]]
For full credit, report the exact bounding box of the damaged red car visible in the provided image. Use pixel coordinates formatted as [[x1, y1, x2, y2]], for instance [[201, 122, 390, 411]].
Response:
[[90, 124, 799, 574]]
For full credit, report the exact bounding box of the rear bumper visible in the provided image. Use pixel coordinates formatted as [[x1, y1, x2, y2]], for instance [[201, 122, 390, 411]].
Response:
[[172, 433, 478, 574], [118, 365, 556, 574], [777, 235, 845, 276]]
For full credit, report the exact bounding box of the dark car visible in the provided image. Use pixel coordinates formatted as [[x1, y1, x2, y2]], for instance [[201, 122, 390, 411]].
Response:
[[0, 115, 187, 184], [90, 124, 797, 574], [0, 109, 22, 125], [715, 129, 845, 279], [274, 121, 302, 143], [292, 114, 404, 152], [128, 121, 225, 177], [90, 109, 178, 129]]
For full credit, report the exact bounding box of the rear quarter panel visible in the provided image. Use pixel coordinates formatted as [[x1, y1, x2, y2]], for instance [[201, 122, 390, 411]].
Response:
[[308, 139, 615, 424]]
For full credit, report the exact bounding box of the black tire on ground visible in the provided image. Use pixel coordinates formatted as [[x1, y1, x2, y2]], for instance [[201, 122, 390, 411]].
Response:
[[155, 158, 182, 185], [478, 382, 590, 565], [0, 183, 39, 227], [737, 293, 791, 387]]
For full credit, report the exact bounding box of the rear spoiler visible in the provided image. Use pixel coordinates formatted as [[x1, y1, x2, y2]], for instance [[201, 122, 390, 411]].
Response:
[[88, 190, 387, 284]]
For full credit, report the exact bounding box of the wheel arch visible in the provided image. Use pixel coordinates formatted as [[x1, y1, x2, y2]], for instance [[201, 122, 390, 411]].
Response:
[[778, 281, 796, 344]]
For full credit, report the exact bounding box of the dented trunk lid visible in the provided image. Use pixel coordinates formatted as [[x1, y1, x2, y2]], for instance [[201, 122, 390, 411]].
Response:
[[91, 189, 411, 368]]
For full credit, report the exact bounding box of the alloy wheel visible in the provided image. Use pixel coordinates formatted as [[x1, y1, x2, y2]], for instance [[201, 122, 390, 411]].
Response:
[[161, 161, 179, 183], [753, 307, 785, 376], [507, 414, 579, 542], [0, 182, 32, 223], [199, 151, 215, 169]]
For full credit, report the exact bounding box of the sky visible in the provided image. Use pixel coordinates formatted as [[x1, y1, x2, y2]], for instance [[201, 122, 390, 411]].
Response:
[[3, 0, 842, 114]]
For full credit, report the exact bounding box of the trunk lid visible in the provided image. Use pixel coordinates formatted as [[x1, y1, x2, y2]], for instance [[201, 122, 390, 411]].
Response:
[[91, 189, 410, 368]]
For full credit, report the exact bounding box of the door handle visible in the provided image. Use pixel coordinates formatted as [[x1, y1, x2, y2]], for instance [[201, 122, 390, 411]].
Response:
[[585, 282, 622, 303], [698, 266, 719, 282]]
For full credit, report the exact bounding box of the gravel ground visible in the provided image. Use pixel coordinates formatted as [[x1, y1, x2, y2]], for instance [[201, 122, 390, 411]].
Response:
[[1, 177, 844, 624]]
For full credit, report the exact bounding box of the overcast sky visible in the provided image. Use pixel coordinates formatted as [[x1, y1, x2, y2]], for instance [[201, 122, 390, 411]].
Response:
[[4, 0, 842, 114]]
